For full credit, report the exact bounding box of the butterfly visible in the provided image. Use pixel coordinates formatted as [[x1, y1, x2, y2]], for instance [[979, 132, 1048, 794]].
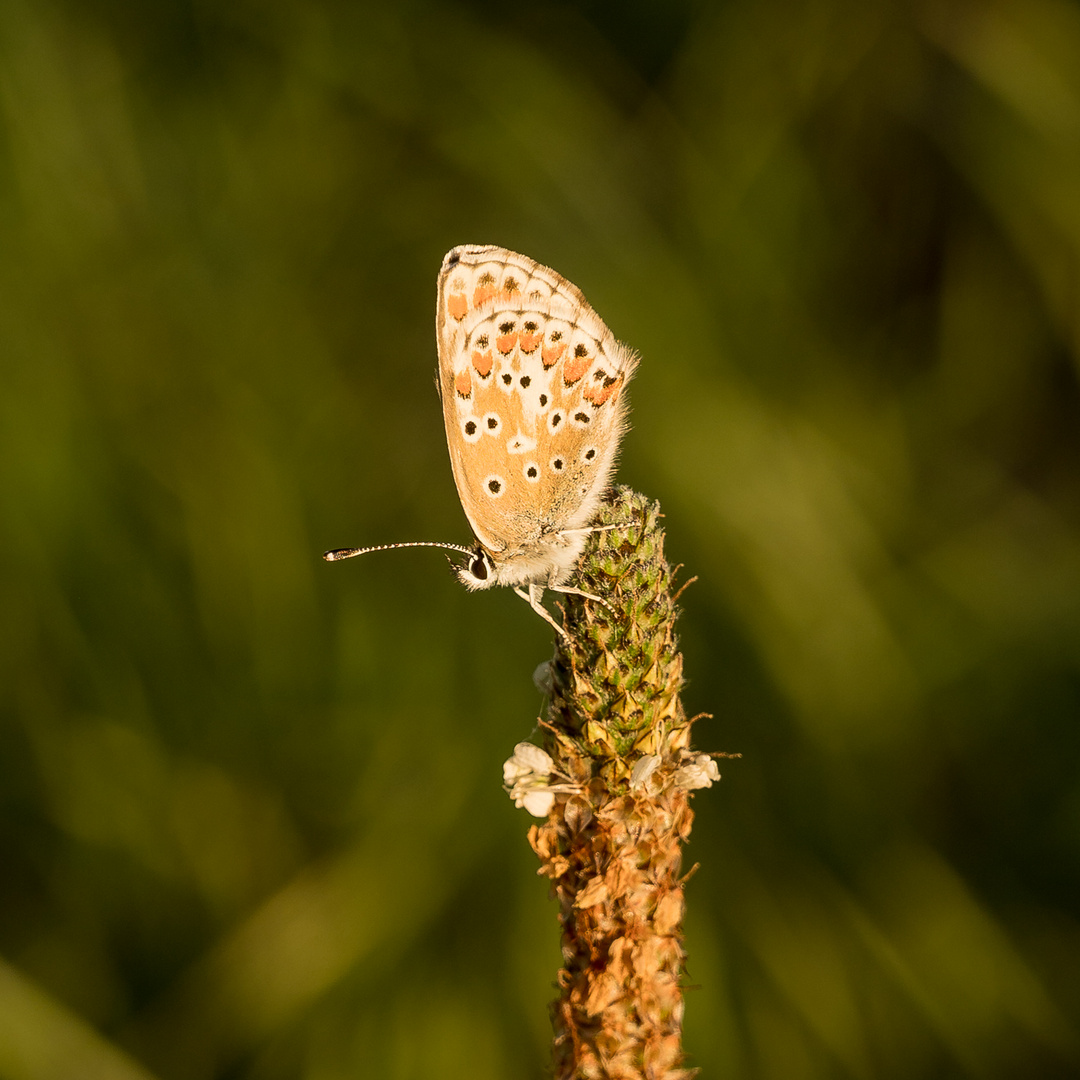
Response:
[[324, 245, 638, 639]]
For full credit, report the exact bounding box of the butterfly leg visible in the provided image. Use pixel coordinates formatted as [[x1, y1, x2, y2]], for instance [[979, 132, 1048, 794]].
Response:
[[558, 523, 628, 542], [514, 584, 571, 642], [549, 582, 617, 617]]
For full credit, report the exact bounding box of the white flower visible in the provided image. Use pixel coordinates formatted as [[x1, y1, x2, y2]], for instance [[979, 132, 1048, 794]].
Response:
[[503, 742, 579, 817], [518, 788, 556, 817], [503, 743, 556, 817], [674, 753, 721, 790], [503, 742, 553, 784], [629, 754, 660, 790]]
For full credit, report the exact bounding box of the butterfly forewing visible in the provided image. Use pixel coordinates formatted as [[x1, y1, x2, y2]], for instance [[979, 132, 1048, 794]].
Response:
[[436, 246, 637, 557]]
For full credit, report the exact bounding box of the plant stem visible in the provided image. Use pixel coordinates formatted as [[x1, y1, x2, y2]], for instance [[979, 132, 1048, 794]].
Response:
[[526, 486, 717, 1080]]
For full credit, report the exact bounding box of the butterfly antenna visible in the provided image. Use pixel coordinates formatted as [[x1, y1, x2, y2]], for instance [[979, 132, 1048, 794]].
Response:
[[323, 540, 475, 562]]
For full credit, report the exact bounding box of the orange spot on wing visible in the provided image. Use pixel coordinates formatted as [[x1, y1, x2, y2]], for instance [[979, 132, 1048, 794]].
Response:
[[447, 292, 468, 320], [542, 342, 566, 368], [471, 349, 493, 377], [583, 375, 622, 406], [562, 355, 590, 385], [496, 332, 519, 355], [473, 283, 496, 308], [454, 369, 472, 398], [518, 332, 542, 353]]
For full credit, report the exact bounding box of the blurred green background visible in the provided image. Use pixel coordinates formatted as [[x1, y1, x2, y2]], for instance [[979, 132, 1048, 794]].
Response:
[[2, 0, 1079, 1077]]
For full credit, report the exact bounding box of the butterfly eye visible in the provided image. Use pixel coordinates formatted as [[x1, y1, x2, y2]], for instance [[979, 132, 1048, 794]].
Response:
[[470, 556, 489, 581]]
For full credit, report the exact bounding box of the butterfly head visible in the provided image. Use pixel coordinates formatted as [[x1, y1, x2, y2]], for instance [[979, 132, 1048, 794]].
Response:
[[456, 545, 499, 591]]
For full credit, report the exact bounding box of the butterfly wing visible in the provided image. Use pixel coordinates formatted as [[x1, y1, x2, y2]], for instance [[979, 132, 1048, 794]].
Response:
[[436, 245, 637, 559]]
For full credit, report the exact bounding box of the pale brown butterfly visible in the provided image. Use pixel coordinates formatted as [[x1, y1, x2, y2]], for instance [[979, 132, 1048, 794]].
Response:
[[324, 244, 638, 639]]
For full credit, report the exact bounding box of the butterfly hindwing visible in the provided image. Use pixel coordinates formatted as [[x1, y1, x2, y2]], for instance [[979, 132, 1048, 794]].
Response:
[[436, 246, 637, 558]]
